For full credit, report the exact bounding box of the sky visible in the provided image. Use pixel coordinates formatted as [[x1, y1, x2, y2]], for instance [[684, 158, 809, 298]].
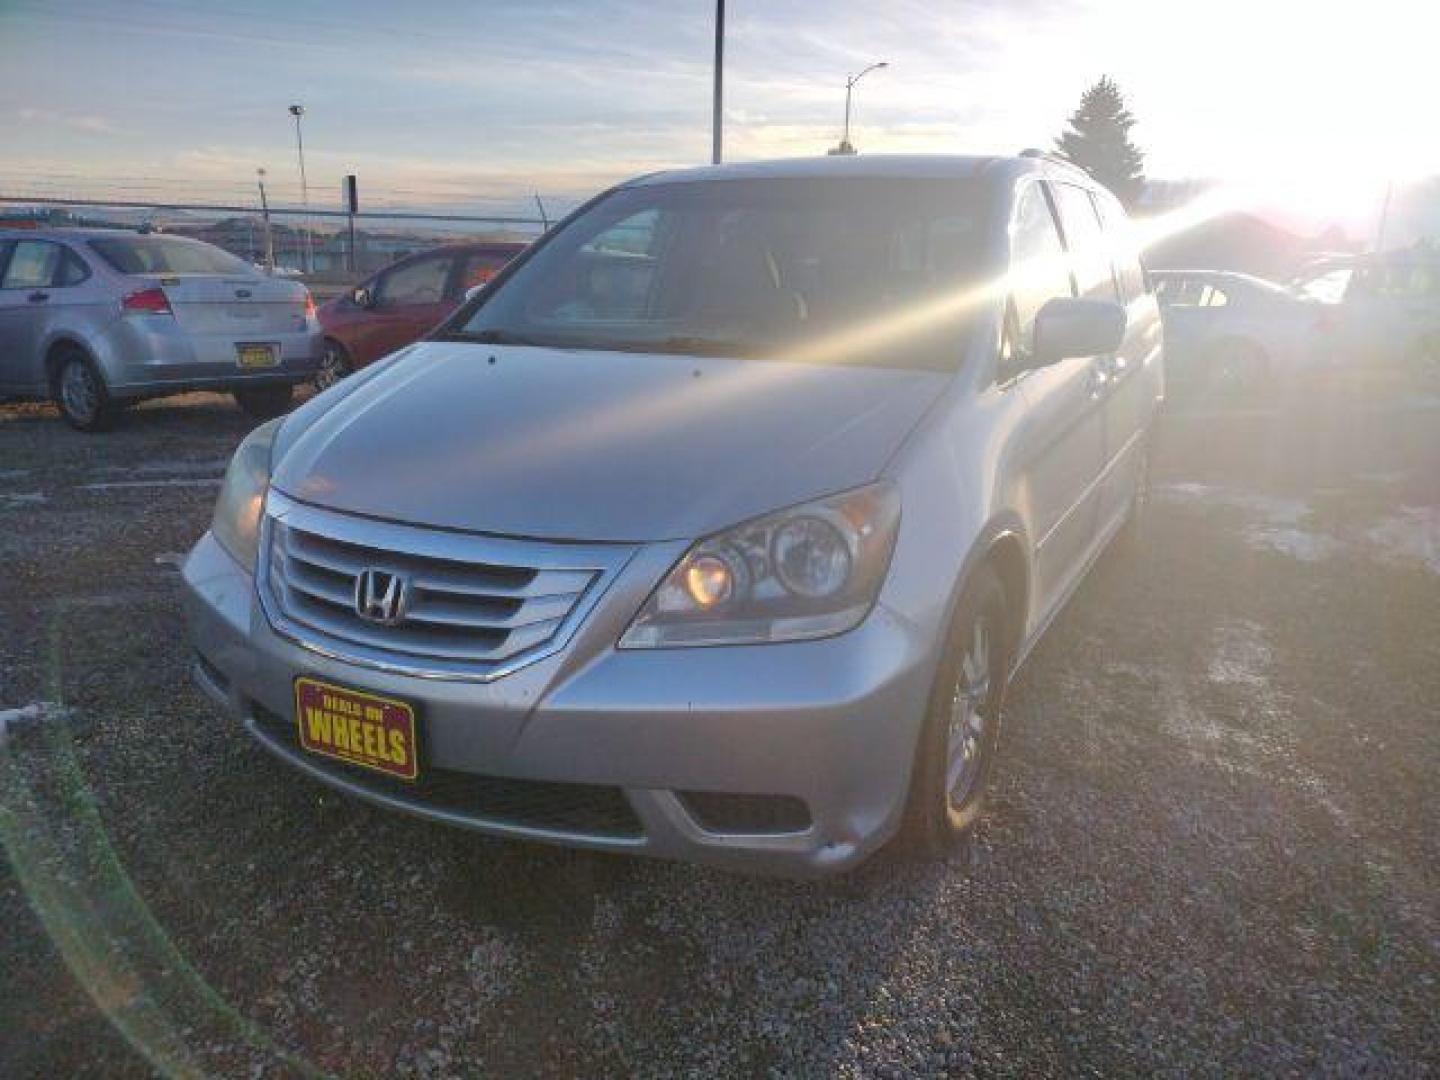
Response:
[[1, 0, 1436, 232]]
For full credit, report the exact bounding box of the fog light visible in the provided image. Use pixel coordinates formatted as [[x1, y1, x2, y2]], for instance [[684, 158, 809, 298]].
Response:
[[684, 554, 734, 608]]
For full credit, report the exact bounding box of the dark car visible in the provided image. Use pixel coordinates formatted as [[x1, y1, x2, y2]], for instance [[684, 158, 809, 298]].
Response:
[[315, 241, 526, 388]]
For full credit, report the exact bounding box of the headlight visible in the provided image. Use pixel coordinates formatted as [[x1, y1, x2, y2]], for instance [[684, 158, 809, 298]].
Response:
[[619, 482, 900, 648], [211, 419, 281, 570]]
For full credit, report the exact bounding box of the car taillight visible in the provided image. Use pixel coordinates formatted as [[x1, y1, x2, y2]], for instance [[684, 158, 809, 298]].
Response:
[[122, 287, 173, 315], [304, 293, 316, 318]]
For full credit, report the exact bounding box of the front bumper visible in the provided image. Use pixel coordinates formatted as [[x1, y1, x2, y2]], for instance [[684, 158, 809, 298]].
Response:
[[181, 530, 938, 876]]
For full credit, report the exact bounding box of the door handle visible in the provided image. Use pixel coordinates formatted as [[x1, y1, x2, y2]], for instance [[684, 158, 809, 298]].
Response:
[[27, 291, 50, 303]]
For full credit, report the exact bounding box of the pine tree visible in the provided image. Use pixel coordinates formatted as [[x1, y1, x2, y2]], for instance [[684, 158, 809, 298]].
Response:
[[1055, 77, 1145, 208]]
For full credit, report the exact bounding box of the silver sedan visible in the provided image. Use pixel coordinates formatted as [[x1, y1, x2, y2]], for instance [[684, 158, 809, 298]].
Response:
[[0, 227, 322, 430]]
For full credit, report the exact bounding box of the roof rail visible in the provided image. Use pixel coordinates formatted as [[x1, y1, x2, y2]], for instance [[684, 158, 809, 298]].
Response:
[[1018, 147, 1072, 167]]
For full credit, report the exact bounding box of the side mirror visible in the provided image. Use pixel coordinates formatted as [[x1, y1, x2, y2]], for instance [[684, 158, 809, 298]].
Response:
[[352, 286, 375, 309], [1031, 297, 1126, 368]]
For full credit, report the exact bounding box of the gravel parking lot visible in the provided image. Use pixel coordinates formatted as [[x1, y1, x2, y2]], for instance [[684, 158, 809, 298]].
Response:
[[2, 380, 1438, 1077]]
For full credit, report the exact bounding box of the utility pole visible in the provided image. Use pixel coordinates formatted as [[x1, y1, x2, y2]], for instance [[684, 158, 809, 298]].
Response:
[[343, 174, 359, 274], [289, 104, 314, 273], [835, 61, 887, 156], [256, 168, 275, 273], [712, 0, 724, 164], [1375, 178, 1395, 254]]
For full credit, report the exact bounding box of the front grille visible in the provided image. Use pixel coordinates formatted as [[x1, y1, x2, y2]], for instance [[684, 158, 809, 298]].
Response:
[[251, 705, 644, 839], [259, 491, 631, 679]]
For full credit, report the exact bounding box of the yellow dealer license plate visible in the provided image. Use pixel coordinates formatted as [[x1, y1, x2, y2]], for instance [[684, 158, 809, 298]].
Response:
[[236, 343, 279, 368], [294, 677, 419, 782]]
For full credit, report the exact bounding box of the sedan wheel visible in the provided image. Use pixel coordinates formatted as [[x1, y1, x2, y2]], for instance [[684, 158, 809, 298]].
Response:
[[55, 353, 117, 432]]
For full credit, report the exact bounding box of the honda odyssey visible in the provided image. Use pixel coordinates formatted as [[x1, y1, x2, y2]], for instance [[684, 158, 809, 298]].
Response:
[[183, 153, 1163, 874]]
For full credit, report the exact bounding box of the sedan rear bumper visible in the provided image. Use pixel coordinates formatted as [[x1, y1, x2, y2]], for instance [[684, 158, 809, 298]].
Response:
[[101, 317, 321, 394], [181, 530, 938, 876]]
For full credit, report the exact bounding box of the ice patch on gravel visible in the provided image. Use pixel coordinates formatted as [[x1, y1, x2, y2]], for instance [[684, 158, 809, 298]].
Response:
[[1365, 506, 1440, 575], [0, 704, 43, 744], [1208, 621, 1273, 687], [1158, 483, 1342, 563], [80, 478, 222, 491], [0, 703, 71, 744], [0, 491, 46, 507], [1243, 524, 1342, 562]]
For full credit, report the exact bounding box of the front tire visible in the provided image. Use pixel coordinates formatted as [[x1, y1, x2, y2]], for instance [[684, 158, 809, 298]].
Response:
[[899, 565, 1011, 858], [233, 384, 294, 420], [315, 339, 352, 392], [53, 349, 119, 432]]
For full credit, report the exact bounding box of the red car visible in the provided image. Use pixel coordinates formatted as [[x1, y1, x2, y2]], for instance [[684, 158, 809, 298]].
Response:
[[315, 241, 526, 388]]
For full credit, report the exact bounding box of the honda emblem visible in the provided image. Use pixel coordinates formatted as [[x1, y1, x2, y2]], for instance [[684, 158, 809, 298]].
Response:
[[354, 568, 408, 625]]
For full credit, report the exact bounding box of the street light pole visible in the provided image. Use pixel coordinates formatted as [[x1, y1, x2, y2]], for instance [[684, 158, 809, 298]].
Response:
[[711, 0, 725, 164], [838, 61, 888, 155], [256, 168, 274, 273], [288, 104, 313, 273]]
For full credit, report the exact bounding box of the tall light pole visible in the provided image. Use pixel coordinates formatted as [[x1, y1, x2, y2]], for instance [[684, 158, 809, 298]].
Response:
[[711, 0, 725, 164], [836, 61, 888, 155], [256, 167, 274, 273], [288, 103, 313, 273]]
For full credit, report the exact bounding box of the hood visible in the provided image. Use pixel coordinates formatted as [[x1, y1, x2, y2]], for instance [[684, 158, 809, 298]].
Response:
[[271, 341, 946, 543]]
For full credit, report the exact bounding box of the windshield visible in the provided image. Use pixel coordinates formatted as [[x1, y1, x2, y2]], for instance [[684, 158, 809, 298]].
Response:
[[89, 236, 254, 276], [450, 178, 998, 369]]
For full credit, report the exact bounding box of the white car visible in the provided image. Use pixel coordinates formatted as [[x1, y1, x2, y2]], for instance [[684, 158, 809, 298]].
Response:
[[1152, 269, 1326, 392], [1293, 254, 1440, 381]]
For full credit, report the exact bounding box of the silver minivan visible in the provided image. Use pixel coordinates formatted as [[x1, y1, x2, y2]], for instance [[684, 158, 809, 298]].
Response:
[[0, 228, 321, 430], [183, 154, 1163, 875]]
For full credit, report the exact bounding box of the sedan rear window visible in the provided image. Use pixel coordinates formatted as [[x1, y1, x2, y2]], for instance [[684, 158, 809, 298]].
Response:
[[89, 236, 252, 276]]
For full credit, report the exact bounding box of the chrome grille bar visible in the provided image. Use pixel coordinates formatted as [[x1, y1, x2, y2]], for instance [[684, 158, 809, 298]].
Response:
[[257, 490, 634, 681]]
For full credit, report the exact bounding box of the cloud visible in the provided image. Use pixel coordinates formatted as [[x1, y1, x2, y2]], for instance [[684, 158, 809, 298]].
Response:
[[16, 107, 119, 135]]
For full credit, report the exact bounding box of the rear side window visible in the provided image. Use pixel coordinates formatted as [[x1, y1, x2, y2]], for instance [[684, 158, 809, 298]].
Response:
[[1158, 278, 1227, 307], [376, 253, 453, 306], [1, 239, 63, 289], [90, 236, 251, 275], [458, 250, 519, 293], [1054, 184, 1118, 302], [56, 248, 91, 286], [1092, 192, 1148, 303]]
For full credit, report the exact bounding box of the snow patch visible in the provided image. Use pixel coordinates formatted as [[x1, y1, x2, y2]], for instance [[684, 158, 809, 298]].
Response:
[[1366, 506, 1440, 575], [0, 492, 47, 507], [1208, 621, 1273, 687], [0, 703, 51, 745], [1243, 524, 1342, 562], [81, 478, 222, 491], [1158, 483, 1341, 563]]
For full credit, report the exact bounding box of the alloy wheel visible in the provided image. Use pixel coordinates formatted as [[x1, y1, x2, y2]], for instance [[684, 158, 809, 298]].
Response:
[[61, 360, 98, 426], [946, 617, 992, 811]]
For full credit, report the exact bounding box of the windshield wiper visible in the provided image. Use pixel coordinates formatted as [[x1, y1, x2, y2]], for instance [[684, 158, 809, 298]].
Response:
[[441, 328, 543, 346], [645, 336, 762, 357]]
